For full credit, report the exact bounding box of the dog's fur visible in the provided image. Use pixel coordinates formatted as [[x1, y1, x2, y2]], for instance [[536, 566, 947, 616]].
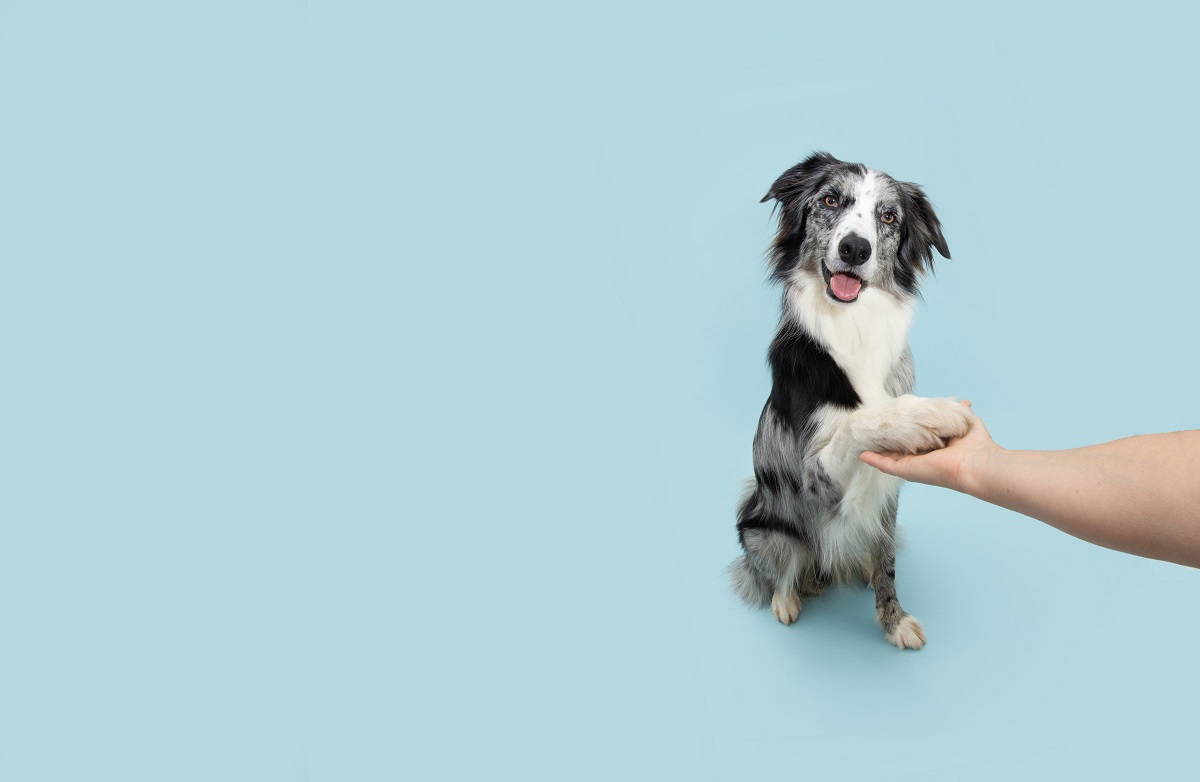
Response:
[[729, 152, 970, 650]]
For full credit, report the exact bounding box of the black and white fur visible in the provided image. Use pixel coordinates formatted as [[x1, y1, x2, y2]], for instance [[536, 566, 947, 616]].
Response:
[[730, 153, 970, 650]]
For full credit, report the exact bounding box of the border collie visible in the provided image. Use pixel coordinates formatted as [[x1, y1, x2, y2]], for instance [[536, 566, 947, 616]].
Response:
[[729, 152, 970, 650]]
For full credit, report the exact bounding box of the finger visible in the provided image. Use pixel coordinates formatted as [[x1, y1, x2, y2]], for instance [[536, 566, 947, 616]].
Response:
[[961, 399, 972, 409]]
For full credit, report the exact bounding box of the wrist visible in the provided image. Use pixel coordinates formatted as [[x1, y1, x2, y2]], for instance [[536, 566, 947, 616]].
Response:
[[957, 441, 1004, 498]]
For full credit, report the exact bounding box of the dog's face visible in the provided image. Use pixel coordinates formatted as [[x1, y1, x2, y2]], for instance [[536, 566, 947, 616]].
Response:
[[762, 152, 950, 304]]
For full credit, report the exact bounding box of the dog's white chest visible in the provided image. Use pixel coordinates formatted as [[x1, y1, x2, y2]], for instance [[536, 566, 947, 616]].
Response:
[[787, 284, 913, 405]]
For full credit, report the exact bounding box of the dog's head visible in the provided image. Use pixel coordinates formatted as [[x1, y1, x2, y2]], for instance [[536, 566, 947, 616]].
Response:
[[761, 152, 949, 304]]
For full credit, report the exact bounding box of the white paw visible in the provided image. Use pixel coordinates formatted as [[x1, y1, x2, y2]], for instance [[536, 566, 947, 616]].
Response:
[[884, 614, 926, 650], [918, 397, 972, 441], [881, 395, 971, 454], [771, 590, 801, 625]]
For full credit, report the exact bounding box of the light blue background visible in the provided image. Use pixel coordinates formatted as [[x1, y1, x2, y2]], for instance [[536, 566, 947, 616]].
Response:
[[1, 1, 1197, 780]]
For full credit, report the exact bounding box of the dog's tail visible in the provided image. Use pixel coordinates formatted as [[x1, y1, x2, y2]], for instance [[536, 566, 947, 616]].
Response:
[[728, 555, 771, 606]]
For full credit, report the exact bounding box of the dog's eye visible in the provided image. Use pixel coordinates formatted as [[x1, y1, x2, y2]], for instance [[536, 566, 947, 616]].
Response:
[[881, 212, 896, 224], [824, 195, 839, 208]]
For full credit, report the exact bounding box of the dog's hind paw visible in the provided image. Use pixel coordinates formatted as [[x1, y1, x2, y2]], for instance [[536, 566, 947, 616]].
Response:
[[884, 614, 926, 650], [771, 589, 801, 625]]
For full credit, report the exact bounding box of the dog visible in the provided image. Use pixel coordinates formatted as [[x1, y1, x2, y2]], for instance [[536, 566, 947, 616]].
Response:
[[729, 152, 971, 650]]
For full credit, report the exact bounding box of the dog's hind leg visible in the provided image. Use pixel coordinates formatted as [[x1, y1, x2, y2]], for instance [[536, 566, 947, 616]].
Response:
[[733, 527, 810, 625], [770, 575, 802, 625]]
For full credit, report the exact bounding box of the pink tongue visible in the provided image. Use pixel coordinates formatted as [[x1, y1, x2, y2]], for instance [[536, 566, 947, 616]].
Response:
[[830, 273, 862, 301]]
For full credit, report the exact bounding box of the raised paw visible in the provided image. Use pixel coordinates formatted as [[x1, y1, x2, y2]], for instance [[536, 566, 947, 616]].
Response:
[[917, 397, 972, 442], [771, 589, 801, 625], [880, 395, 972, 454], [884, 614, 926, 650]]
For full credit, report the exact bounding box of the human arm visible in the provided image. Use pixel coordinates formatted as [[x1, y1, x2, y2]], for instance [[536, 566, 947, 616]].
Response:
[[860, 404, 1200, 568]]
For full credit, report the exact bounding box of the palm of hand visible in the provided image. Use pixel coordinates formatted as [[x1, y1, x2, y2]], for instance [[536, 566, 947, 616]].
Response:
[[860, 401, 994, 491]]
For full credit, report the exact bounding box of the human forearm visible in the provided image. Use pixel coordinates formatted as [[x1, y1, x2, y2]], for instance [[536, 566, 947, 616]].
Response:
[[963, 432, 1200, 567]]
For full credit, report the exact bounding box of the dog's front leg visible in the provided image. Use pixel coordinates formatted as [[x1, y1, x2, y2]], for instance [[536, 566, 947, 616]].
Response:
[[870, 548, 926, 650]]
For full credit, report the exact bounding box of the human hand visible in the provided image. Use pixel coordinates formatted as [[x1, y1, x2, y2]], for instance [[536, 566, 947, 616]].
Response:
[[859, 401, 998, 493]]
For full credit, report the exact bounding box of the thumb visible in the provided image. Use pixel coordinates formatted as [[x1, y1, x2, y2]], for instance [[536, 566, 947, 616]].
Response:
[[860, 451, 899, 475]]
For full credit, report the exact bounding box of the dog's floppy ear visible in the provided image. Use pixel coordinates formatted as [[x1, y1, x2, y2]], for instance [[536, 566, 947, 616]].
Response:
[[761, 151, 838, 206], [761, 152, 838, 278], [897, 181, 950, 281]]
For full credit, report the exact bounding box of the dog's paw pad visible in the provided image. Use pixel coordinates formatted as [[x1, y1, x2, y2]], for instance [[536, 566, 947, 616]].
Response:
[[885, 615, 926, 650], [771, 590, 801, 625]]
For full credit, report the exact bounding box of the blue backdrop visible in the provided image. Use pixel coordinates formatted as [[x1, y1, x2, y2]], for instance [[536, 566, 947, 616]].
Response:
[[2, 2, 1197, 780]]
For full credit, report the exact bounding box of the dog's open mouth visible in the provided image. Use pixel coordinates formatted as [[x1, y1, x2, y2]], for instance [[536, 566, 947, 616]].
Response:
[[823, 267, 864, 303]]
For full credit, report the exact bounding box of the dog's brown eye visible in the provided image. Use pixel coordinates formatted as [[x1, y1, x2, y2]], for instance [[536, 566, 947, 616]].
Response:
[[824, 195, 839, 208], [881, 212, 896, 224]]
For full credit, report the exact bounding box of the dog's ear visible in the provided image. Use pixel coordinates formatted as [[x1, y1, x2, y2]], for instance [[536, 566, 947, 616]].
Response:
[[762, 152, 838, 278], [897, 181, 950, 281], [761, 151, 838, 206]]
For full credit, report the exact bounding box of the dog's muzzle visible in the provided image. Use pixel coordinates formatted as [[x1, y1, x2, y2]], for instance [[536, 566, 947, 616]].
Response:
[[821, 233, 871, 302]]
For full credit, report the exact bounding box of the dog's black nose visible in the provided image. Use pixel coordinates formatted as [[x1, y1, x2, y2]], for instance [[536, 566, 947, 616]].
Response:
[[838, 234, 871, 266]]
